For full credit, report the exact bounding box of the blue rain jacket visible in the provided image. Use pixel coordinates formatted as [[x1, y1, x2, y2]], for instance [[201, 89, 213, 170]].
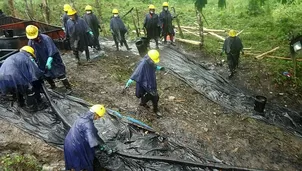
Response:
[[83, 13, 100, 38], [144, 13, 160, 39], [62, 13, 69, 30], [0, 51, 42, 94], [66, 15, 91, 51], [159, 10, 174, 34], [64, 111, 101, 171], [110, 16, 127, 42], [130, 56, 157, 98], [28, 34, 66, 79]]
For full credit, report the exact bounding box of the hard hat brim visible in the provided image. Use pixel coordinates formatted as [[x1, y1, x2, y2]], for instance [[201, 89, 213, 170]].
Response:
[[153, 58, 160, 64], [26, 32, 38, 40]]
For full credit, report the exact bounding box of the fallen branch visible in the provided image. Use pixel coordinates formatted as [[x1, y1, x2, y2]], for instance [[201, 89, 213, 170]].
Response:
[[175, 38, 201, 45], [236, 29, 244, 36], [208, 32, 225, 41], [182, 28, 207, 36], [245, 52, 302, 61], [180, 26, 225, 32], [255, 47, 280, 59]]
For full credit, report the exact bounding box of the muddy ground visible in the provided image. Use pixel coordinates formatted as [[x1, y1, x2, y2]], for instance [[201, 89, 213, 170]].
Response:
[[65, 40, 302, 170], [1, 40, 302, 170]]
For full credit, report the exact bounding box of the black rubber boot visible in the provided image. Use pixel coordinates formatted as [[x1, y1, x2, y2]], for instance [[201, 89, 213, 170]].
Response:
[[155, 39, 159, 49], [46, 78, 56, 89], [61, 78, 72, 95], [124, 41, 132, 51], [85, 47, 90, 61]]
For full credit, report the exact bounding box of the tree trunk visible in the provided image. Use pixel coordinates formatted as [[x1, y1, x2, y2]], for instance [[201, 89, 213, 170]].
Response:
[[8, 0, 15, 17], [25, 0, 34, 20], [196, 9, 204, 49], [43, 0, 50, 24], [95, 0, 107, 36]]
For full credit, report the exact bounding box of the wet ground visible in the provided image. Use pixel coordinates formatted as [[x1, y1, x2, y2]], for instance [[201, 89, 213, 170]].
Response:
[[63, 40, 302, 170], [1, 39, 302, 170]]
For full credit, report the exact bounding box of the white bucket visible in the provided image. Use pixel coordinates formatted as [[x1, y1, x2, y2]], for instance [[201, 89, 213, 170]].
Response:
[[293, 41, 302, 52]]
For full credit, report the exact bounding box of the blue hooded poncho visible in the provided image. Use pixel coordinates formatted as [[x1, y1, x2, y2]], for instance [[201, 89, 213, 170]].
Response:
[[28, 34, 66, 78], [64, 111, 102, 171], [130, 55, 157, 98], [66, 15, 91, 51], [0, 51, 42, 94]]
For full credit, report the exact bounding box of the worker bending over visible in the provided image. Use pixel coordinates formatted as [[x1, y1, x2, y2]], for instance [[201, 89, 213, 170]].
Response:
[[125, 50, 164, 117], [64, 104, 112, 171], [26, 25, 72, 94], [0, 46, 43, 111]]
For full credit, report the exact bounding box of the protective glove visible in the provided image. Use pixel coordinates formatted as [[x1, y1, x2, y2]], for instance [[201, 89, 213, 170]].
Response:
[[156, 66, 165, 71], [99, 145, 113, 155], [126, 79, 134, 88], [45, 57, 53, 70], [88, 31, 94, 36], [30, 57, 35, 62]]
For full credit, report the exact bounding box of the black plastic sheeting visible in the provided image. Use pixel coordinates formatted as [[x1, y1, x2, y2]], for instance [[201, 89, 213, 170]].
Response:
[[160, 46, 302, 137], [0, 87, 261, 171]]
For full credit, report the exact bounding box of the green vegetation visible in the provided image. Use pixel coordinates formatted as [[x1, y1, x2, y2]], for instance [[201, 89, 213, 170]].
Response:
[[1, 0, 302, 89], [0, 153, 42, 171]]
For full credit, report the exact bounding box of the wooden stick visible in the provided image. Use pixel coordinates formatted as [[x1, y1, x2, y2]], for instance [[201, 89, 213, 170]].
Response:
[[245, 52, 302, 61], [236, 29, 244, 36], [182, 28, 204, 36], [255, 47, 280, 59], [181, 26, 226, 32], [175, 38, 202, 45], [208, 32, 225, 41]]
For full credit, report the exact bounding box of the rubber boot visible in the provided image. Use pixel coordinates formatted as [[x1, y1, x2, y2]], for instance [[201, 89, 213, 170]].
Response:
[[61, 78, 72, 95], [124, 40, 132, 51], [46, 78, 56, 89], [85, 47, 90, 62], [155, 39, 159, 49], [74, 50, 80, 64], [26, 91, 38, 112], [17, 93, 25, 107]]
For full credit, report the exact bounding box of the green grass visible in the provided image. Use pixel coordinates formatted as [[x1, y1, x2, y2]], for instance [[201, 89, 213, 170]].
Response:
[[2, 0, 302, 89], [0, 153, 41, 171]]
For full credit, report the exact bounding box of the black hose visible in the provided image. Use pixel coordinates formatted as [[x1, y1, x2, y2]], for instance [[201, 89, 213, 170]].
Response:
[[41, 83, 72, 128], [117, 151, 263, 171]]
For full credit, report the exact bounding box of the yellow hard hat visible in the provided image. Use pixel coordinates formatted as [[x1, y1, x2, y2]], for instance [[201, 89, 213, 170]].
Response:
[[149, 4, 155, 10], [26, 25, 39, 40], [20, 46, 35, 57], [85, 5, 92, 11], [67, 8, 77, 16], [63, 4, 71, 12], [229, 30, 236, 37], [163, 2, 169, 7], [90, 104, 106, 117], [112, 9, 119, 14], [148, 49, 160, 64]]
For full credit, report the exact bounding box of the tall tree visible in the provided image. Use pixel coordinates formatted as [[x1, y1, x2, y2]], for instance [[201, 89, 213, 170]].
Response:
[[195, 0, 207, 48], [8, 0, 15, 17]]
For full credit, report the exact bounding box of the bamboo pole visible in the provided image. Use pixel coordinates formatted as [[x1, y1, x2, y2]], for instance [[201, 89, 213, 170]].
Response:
[[236, 29, 244, 36], [182, 28, 201, 37], [208, 32, 225, 41], [180, 26, 226, 32], [176, 38, 202, 45], [255, 47, 280, 59]]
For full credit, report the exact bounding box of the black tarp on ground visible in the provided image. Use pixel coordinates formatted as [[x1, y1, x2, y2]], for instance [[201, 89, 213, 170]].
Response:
[[160, 46, 302, 137], [0, 89, 260, 171]]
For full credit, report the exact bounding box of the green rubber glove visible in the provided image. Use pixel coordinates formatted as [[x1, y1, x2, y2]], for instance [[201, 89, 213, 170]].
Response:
[[156, 65, 165, 71], [46, 57, 53, 70], [126, 79, 134, 88], [89, 31, 94, 36]]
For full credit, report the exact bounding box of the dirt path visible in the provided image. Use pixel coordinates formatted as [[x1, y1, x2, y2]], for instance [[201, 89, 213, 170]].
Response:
[[0, 120, 64, 170], [62, 44, 302, 170]]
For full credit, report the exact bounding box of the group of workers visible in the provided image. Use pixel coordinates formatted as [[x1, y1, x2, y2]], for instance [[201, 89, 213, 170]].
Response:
[[0, 2, 244, 170]]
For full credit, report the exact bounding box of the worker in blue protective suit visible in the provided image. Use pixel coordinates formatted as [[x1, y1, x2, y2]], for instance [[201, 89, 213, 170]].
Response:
[[83, 5, 102, 51], [62, 4, 72, 31], [66, 8, 93, 63], [143, 4, 160, 49], [159, 2, 175, 45], [110, 9, 131, 51], [64, 104, 112, 171], [0, 46, 43, 111], [26, 25, 72, 95], [125, 50, 164, 117]]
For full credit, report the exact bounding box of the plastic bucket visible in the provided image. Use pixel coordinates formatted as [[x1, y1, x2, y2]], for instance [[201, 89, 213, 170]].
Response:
[[135, 37, 148, 57], [254, 96, 267, 113]]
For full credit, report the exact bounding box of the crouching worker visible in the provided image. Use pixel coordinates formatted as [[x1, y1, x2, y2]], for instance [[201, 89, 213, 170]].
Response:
[[110, 9, 131, 51], [0, 46, 43, 111], [26, 25, 72, 95], [64, 105, 112, 171], [125, 50, 164, 117]]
